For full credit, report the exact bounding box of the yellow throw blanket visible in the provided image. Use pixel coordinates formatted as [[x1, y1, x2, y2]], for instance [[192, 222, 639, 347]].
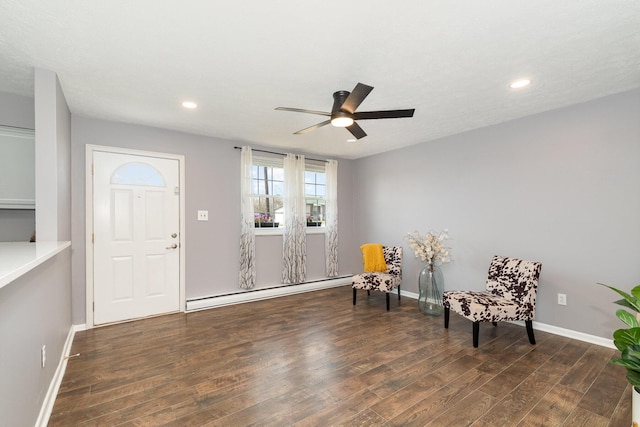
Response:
[[361, 243, 387, 273]]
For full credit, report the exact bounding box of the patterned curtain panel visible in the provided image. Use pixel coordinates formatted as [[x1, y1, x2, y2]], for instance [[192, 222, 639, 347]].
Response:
[[238, 146, 256, 289], [282, 153, 306, 284], [324, 159, 339, 277]]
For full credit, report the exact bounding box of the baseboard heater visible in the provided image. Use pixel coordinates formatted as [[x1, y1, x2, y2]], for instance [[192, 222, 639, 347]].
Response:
[[186, 275, 354, 312]]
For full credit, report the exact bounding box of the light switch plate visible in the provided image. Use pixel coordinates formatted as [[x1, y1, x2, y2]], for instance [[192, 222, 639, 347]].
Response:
[[197, 210, 209, 221]]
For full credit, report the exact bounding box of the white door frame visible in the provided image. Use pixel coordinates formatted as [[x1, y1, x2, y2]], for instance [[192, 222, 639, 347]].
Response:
[[85, 144, 186, 329]]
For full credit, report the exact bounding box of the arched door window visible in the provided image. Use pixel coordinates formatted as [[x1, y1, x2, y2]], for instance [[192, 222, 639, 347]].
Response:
[[111, 162, 165, 187]]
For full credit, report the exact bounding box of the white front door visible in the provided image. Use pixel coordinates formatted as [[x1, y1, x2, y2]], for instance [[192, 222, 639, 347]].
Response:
[[93, 150, 181, 325]]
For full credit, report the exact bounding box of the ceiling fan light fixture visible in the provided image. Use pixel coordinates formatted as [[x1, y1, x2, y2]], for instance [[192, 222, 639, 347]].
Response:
[[331, 116, 354, 127], [330, 110, 354, 127]]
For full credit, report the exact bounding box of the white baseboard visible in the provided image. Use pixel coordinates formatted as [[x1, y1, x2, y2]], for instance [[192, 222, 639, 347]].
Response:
[[187, 276, 353, 311], [399, 289, 615, 349], [528, 321, 615, 349], [400, 289, 419, 300], [36, 325, 76, 427]]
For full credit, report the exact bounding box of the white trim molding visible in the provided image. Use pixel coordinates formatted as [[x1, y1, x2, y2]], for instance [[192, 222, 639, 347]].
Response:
[[187, 276, 353, 311], [526, 321, 615, 349], [36, 325, 76, 427]]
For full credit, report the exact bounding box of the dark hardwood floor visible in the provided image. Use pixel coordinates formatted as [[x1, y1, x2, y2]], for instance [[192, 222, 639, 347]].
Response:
[[50, 286, 629, 426]]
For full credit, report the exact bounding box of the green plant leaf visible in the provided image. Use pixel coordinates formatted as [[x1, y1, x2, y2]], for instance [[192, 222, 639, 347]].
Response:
[[598, 283, 640, 312], [631, 285, 640, 302], [611, 357, 630, 367], [616, 309, 640, 328], [612, 358, 640, 371], [611, 345, 640, 377], [613, 328, 640, 350], [620, 352, 640, 368], [628, 349, 640, 365], [627, 370, 640, 388], [615, 298, 638, 312]]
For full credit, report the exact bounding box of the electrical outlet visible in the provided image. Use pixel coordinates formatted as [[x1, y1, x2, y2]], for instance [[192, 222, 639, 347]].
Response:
[[41, 345, 46, 368], [197, 210, 208, 221], [558, 293, 567, 306]]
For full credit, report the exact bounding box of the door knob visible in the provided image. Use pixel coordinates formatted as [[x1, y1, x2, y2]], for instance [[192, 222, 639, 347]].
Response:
[[171, 233, 177, 238], [166, 243, 178, 249]]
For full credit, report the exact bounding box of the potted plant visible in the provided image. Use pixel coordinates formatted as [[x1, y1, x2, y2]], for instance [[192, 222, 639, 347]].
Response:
[[254, 213, 278, 228], [306, 214, 321, 227], [599, 283, 640, 424]]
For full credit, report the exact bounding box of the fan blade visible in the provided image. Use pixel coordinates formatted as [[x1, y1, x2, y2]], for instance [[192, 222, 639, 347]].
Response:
[[346, 122, 367, 139], [294, 120, 331, 135], [276, 107, 331, 116], [340, 83, 374, 114], [353, 109, 415, 120]]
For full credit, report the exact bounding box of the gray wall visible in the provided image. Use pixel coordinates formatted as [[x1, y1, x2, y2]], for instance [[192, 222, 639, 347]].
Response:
[[0, 92, 34, 129], [353, 88, 640, 339], [0, 248, 72, 427], [0, 92, 36, 241], [0, 209, 35, 241], [71, 116, 359, 324]]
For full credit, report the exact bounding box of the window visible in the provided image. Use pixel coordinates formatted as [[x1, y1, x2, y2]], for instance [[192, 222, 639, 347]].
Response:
[[304, 166, 325, 226], [251, 157, 284, 228], [251, 156, 326, 229], [111, 162, 165, 187]]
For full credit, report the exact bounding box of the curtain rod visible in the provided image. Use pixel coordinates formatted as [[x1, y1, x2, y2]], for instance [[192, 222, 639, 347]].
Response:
[[233, 146, 328, 163]]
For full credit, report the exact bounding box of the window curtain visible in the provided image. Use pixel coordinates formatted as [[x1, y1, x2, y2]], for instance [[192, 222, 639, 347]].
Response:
[[238, 146, 256, 289], [282, 153, 306, 284], [324, 159, 338, 277]]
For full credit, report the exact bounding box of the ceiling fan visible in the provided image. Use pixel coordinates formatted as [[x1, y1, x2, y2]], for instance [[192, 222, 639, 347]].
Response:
[[275, 82, 415, 140]]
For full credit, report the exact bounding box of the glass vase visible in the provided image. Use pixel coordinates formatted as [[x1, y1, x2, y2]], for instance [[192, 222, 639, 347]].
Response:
[[418, 263, 444, 316]]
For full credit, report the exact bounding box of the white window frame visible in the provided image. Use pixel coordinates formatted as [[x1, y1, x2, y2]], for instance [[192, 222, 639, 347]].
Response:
[[252, 155, 327, 236]]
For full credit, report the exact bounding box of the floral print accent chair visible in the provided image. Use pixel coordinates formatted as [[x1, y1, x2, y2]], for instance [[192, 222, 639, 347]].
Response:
[[443, 255, 542, 347], [352, 246, 403, 311]]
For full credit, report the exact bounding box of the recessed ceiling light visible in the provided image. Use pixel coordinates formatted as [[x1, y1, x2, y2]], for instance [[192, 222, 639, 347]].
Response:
[[509, 79, 531, 89], [182, 101, 198, 109], [346, 138, 357, 143]]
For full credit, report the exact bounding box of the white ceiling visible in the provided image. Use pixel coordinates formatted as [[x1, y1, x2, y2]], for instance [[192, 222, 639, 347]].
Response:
[[1, 1, 639, 159]]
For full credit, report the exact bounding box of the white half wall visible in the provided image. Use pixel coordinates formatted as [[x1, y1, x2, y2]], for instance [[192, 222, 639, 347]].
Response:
[[34, 68, 71, 242]]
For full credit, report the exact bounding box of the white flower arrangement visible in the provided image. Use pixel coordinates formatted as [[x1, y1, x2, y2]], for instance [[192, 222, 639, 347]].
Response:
[[405, 229, 452, 266]]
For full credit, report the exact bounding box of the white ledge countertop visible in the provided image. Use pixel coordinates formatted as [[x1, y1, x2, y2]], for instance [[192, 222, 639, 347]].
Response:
[[0, 241, 71, 290]]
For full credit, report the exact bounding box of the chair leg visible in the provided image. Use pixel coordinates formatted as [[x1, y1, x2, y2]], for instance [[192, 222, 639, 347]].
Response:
[[397, 285, 401, 300], [386, 293, 390, 311], [444, 307, 450, 328], [526, 320, 536, 345], [473, 322, 480, 348], [367, 290, 370, 296], [353, 288, 356, 306]]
